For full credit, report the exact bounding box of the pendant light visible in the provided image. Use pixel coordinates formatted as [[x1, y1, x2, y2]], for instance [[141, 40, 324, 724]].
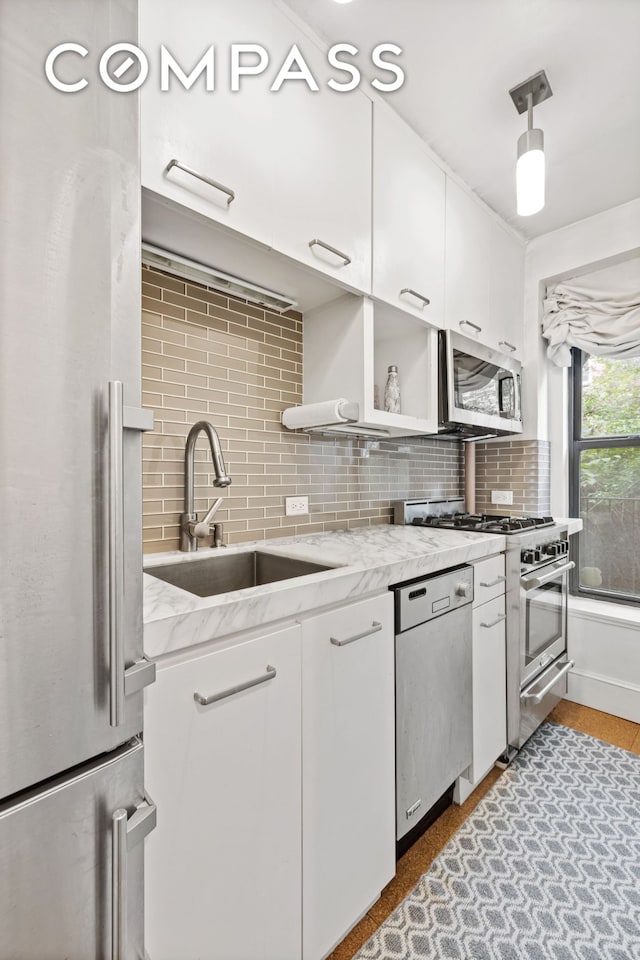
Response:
[[509, 70, 553, 217]]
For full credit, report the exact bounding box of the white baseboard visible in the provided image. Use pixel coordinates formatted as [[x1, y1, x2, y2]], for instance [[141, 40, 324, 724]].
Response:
[[566, 668, 640, 724]]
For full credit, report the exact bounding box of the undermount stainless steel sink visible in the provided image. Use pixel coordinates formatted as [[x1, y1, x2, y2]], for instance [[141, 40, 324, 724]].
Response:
[[145, 551, 333, 598]]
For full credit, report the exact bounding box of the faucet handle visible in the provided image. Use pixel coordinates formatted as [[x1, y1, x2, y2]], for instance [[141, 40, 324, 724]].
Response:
[[190, 498, 224, 540], [200, 497, 223, 527], [192, 520, 214, 540]]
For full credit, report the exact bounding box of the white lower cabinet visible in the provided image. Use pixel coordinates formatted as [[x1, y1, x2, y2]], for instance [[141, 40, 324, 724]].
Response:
[[455, 572, 507, 805], [145, 593, 396, 960], [301, 593, 396, 960], [144, 625, 302, 960], [469, 595, 507, 779]]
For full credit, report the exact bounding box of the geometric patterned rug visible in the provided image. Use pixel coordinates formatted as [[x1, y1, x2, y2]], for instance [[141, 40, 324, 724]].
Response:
[[355, 723, 640, 960]]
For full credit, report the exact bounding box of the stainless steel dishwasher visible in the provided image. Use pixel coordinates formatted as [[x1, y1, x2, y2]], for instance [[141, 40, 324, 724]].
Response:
[[393, 565, 473, 855]]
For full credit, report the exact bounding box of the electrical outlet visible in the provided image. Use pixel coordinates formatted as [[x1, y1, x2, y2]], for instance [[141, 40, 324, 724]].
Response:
[[285, 496, 309, 517], [491, 490, 514, 506]]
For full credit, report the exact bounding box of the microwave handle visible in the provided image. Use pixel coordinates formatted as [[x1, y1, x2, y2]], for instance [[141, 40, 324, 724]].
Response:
[[498, 374, 515, 418]]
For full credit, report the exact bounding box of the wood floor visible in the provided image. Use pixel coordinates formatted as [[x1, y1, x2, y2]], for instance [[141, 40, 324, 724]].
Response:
[[328, 700, 640, 960]]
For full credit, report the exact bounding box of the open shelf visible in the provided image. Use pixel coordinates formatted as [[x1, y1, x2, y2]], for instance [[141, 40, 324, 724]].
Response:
[[368, 301, 438, 430], [302, 295, 439, 438]]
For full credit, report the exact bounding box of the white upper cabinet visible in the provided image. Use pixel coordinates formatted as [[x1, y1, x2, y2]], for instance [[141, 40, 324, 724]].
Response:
[[373, 101, 445, 325], [444, 177, 491, 339], [140, 0, 277, 248], [267, 5, 372, 292], [141, 1, 523, 326], [445, 177, 525, 357], [141, 0, 372, 294], [489, 219, 525, 357]]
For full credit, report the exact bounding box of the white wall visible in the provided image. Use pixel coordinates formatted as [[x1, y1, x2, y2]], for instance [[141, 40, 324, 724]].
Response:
[[524, 197, 640, 510], [567, 599, 640, 724], [523, 197, 640, 719]]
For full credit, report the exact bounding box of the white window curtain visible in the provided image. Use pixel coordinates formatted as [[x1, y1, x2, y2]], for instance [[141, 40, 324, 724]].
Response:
[[542, 258, 640, 367]]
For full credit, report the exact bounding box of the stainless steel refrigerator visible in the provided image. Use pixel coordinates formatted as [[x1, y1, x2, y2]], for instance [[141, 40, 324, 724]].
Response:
[[0, 1, 157, 956]]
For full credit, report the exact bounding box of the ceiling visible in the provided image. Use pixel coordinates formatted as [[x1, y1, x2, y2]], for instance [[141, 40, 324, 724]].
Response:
[[283, 0, 640, 240]]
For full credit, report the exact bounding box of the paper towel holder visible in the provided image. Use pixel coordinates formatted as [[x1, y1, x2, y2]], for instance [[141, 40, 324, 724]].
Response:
[[281, 400, 360, 431]]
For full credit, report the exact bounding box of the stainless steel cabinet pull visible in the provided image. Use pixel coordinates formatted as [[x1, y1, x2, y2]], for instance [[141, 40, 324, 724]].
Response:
[[480, 612, 506, 629], [309, 238, 352, 266], [521, 660, 574, 705], [480, 575, 506, 588], [523, 561, 575, 591], [498, 340, 517, 353], [330, 621, 382, 647], [112, 796, 157, 960], [460, 320, 482, 334], [166, 158, 235, 206], [108, 382, 156, 727], [194, 665, 276, 706], [400, 288, 431, 308]]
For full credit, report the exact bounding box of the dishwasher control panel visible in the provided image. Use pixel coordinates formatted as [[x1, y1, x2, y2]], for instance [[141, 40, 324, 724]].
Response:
[[393, 565, 474, 633]]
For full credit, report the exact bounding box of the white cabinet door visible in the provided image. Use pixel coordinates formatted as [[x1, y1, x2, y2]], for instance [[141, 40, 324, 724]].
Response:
[[489, 219, 525, 357], [469, 595, 507, 782], [140, 0, 276, 247], [373, 101, 445, 325], [472, 553, 507, 608], [145, 626, 302, 960], [269, 7, 372, 292], [444, 177, 491, 339], [302, 593, 395, 960]]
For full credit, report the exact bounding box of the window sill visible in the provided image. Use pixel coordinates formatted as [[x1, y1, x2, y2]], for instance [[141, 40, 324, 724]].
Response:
[[569, 595, 640, 629]]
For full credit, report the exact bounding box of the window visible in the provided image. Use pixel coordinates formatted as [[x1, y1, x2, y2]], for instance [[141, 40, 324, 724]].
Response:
[[569, 350, 640, 605]]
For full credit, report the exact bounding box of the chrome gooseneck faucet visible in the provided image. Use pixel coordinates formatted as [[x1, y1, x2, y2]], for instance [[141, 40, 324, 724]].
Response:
[[181, 420, 232, 551]]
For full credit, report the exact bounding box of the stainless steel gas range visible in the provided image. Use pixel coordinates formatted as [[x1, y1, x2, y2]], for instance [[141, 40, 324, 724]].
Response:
[[395, 498, 575, 755]]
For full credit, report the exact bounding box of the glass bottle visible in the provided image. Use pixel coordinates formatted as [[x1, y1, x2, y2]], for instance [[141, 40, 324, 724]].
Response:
[[384, 365, 401, 414]]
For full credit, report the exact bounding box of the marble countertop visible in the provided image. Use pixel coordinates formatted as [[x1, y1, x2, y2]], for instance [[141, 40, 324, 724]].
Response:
[[560, 518, 583, 537], [143, 525, 506, 659]]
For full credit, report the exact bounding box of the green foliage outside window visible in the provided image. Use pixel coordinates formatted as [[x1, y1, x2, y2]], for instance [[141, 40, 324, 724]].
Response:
[[574, 354, 640, 601]]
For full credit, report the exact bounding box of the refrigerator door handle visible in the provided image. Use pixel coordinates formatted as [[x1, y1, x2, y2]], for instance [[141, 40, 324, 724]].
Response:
[[108, 381, 155, 727], [112, 794, 157, 960]]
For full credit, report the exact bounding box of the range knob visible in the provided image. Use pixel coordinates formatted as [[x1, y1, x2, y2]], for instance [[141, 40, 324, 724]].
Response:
[[522, 549, 536, 564], [546, 540, 568, 557], [455, 581, 472, 599]]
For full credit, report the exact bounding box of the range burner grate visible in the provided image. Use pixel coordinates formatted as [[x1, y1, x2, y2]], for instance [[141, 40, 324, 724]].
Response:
[[411, 513, 555, 534]]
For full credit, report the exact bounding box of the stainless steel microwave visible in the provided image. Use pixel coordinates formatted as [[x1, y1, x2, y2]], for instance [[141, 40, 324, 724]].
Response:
[[438, 330, 523, 438]]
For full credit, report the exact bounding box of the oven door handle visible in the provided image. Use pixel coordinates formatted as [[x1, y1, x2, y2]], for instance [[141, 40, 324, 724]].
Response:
[[522, 560, 574, 590], [521, 660, 575, 705]]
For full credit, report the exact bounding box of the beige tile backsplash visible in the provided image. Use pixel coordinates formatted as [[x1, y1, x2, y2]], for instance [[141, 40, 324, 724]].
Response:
[[474, 440, 551, 517], [142, 265, 463, 553]]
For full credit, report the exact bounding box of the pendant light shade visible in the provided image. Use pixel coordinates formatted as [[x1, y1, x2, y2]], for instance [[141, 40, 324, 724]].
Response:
[[516, 127, 545, 216], [509, 70, 553, 219]]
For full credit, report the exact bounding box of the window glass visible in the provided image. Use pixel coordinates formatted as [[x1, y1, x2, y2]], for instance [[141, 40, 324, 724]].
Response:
[[581, 356, 640, 437], [578, 448, 640, 600], [571, 351, 640, 605]]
